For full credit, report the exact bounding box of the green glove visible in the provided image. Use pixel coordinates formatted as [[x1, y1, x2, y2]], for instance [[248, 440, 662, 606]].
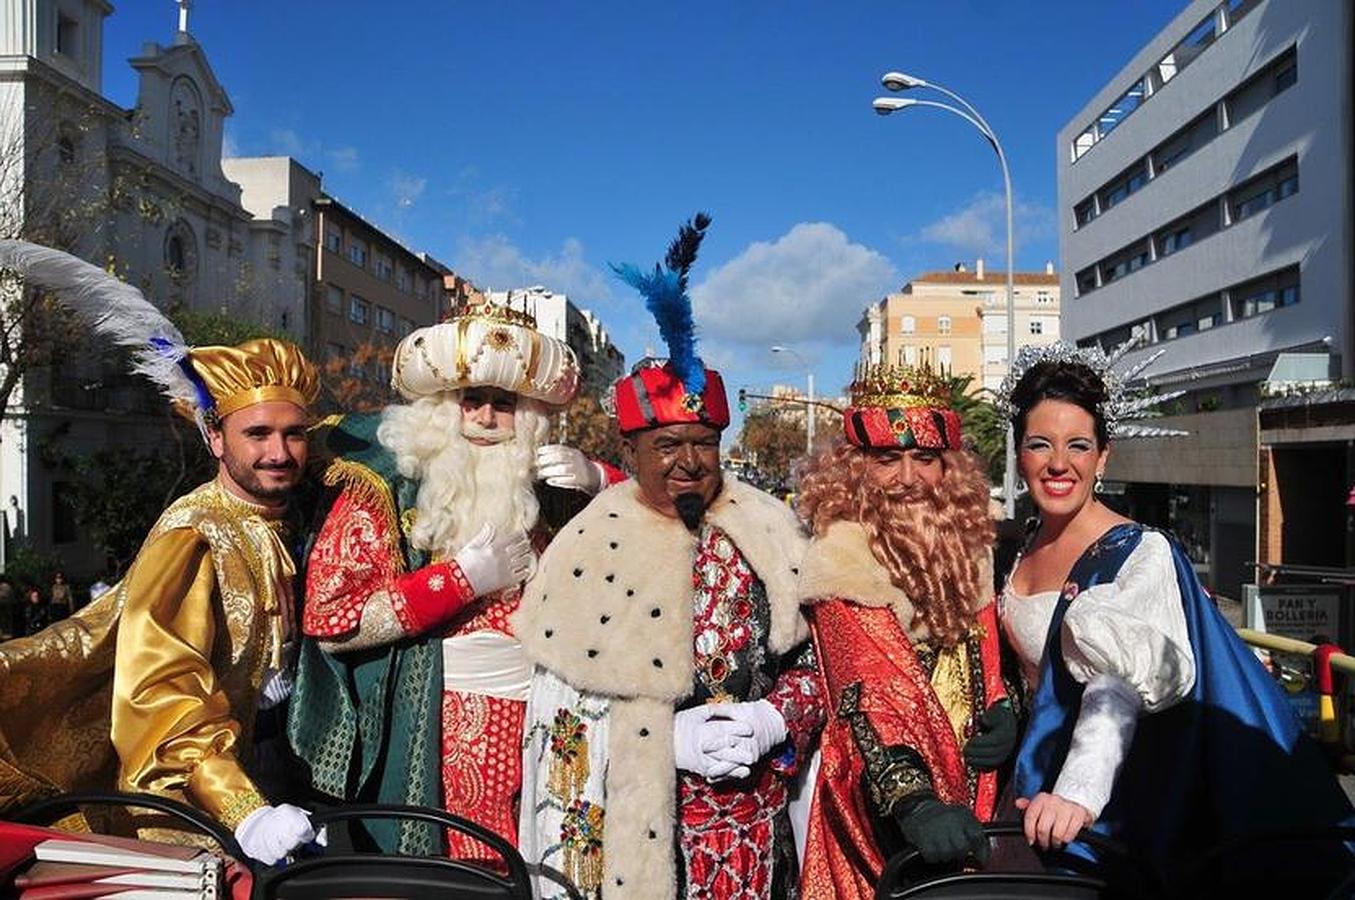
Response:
[[895, 796, 989, 864], [962, 700, 1018, 770]]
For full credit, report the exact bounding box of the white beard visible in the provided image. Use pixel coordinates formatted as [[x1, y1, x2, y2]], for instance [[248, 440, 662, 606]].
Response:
[[376, 393, 549, 557]]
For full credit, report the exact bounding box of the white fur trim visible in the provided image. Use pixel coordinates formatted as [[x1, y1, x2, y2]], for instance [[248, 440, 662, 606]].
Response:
[[516, 477, 809, 699]]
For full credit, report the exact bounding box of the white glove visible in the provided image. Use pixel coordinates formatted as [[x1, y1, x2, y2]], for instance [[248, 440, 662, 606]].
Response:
[[234, 803, 315, 866], [674, 706, 758, 781], [536, 445, 606, 494], [257, 667, 293, 710], [706, 700, 788, 761], [453, 523, 533, 597]]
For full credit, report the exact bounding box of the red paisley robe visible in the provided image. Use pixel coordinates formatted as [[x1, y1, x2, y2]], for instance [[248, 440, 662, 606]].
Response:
[[800, 600, 1006, 900], [304, 488, 530, 860]]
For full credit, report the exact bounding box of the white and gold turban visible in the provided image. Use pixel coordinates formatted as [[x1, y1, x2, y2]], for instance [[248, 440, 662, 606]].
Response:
[[391, 300, 579, 407]]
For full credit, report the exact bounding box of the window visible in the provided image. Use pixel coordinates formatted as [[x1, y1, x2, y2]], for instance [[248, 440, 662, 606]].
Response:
[[984, 345, 1007, 364], [375, 252, 394, 281], [57, 134, 76, 165], [903, 346, 917, 365], [983, 314, 1007, 334], [1036, 291, 1053, 305], [1157, 225, 1193, 257], [326, 342, 345, 360], [1232, 267, 1300, 320], [1075, 198, 1097, 228], [326, 285, 343, 314], [900, 315, 916, 335], [349, 295, 370, 325], [56, 14, 78, 57], [1029, 319, 1044, 335], [166, 236, 186, 272], [1227, 48, 1298, 124], [399, 317, 415, 337], [1159, 295, 1222, 339], [1099, 163, 1147, 212], [937, 315, 952, 335], [1229, 157, 1298, 223], [936, 346, 952, 368], [348, 238, 368, 268], [1075, 266, 1098, 296], [396, 265, 412, 292], [377, 306, 395, 333], [325, 226, 342, 253]]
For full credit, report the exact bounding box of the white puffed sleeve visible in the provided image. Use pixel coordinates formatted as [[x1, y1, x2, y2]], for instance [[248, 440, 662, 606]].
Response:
[[1048, 532, 1197, 819], [1060, 532, 1196, 711]]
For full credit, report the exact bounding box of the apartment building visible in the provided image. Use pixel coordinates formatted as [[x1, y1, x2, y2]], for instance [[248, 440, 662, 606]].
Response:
[[1057, 0, 1353, 593], [858, 260, 1060, 392]]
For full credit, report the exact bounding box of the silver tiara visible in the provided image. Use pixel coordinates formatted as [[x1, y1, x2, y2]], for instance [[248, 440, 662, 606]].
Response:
[[995, 338, 1188, 439]]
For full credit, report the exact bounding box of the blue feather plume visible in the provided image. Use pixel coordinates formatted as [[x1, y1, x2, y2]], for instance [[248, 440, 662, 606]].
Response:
[[610, 213, 711, 396], [150, 336, 215, 415]]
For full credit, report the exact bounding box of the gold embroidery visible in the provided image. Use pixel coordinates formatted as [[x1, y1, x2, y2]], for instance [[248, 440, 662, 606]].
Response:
[[840, 681, 932, 815]]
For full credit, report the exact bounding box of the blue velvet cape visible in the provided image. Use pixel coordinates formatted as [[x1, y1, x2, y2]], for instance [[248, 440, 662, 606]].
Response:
[[1011, 524, 1353, 884]]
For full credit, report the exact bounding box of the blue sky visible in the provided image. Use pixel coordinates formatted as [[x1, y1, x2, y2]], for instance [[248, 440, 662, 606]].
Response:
[[104, 1, 1185, 434]]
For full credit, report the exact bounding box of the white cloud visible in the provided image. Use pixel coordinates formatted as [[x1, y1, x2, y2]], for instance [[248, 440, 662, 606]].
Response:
[[390, 170, 427, 209], [917, 191, 1055, 260], [327, 146, 360, 173], [690, 223, 898, 347], [263, 129, 361, 174], [454, 234, 614, 302]]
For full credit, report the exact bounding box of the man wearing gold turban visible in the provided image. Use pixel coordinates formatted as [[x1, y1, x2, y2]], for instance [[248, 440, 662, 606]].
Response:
[[0, 241, 322, 866], [288, 297, 619, 857]]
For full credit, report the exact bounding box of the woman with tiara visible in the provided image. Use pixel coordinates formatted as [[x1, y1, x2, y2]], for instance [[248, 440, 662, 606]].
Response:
[[996, 344, 1352, 894]]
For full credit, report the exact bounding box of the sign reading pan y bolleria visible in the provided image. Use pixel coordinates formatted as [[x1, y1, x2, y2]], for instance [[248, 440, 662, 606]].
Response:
[[1255, 585, 1345, 645]]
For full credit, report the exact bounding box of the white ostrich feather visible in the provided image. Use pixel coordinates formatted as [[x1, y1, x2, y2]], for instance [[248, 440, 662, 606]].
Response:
[[0, 239, 201, 409]]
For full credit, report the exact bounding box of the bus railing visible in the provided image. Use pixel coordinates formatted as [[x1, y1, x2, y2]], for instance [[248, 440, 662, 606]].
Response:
[[1236, 628, 1355, 770]]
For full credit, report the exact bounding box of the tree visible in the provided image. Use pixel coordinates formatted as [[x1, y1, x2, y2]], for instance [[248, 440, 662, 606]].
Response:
[[554, 392, 623, 468], [739, 407, 807, 488], [0, 99, 114, 429], [318, 341, 400, 415], [946, 374, 1006, 483]]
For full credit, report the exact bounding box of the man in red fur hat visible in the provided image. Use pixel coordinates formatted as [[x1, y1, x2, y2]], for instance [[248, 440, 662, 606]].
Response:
[[793, 363, 1017, 899], [516, 215, 825, 900]]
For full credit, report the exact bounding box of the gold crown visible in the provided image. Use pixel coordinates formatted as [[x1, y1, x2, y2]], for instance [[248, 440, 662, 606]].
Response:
[[849, 361, 955, 411], [445, 298, 538, 330]]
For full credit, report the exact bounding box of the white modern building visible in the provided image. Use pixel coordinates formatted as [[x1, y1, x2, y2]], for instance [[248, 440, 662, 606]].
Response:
[[484, 286, 625, 396], [1057, 0, 1353, 595]]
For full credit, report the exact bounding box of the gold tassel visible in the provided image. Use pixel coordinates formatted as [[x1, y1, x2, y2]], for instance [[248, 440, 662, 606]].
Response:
[[547, 708, 590, 801], [561, 798, 605, 896]]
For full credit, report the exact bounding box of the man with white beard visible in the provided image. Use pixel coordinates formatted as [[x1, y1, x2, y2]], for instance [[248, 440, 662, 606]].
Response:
[[288, 298, 618, 857]]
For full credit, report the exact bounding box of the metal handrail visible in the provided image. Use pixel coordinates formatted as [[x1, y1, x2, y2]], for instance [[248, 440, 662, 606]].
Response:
[[1236, 629, 1355, 677]]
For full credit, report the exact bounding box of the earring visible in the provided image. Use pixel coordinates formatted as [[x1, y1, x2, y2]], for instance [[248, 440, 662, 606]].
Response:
[[1094, 472, 1105, 494]]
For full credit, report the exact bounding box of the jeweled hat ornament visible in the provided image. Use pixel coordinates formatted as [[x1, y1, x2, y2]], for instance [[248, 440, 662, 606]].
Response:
[[844, 361, 963, 450], [0, 239, 319, 439], [390, 294, 579, 407], [606, 212, 731, 433], [995, 340, 1187, 439]]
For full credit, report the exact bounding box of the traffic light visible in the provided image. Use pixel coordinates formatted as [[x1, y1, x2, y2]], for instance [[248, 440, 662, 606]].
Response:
[[738, 388, 747, 411]]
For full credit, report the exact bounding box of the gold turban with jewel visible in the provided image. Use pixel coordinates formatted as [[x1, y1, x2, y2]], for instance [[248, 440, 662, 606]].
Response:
[[179, 338, 321, 422]]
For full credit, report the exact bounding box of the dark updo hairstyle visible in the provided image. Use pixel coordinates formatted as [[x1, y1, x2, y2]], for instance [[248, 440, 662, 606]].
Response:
[[1008, 361, 1111, 447]]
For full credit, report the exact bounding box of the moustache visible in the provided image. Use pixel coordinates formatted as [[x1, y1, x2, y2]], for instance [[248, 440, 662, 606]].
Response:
[[253, 461, 298, 472], [462, 421, 515, 444]]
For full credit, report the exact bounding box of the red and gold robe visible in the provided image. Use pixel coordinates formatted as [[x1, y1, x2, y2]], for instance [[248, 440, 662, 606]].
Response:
[[796, 521, 1006, 900]]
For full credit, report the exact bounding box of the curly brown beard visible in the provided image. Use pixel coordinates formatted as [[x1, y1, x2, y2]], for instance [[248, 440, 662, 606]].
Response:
[[796, 441, 995, 647]]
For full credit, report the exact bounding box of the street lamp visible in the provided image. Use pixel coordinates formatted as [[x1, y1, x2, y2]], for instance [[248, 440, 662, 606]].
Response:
[[770, 345, 815, 455], [873, 71, 1017, 519]]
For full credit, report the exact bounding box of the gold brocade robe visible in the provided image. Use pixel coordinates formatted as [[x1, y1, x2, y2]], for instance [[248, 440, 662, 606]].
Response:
[[0, 479, 296, 835]]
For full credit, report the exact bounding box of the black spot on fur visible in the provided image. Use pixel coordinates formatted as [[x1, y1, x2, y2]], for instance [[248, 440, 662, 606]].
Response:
[[545, 629, 553, 638], [587, 649, 598, 658], [605, 574, 615, 583], [639, 728, 649, 737], [652, 658, 663, 668], [573, 568, 583, 577], [600, 615, 610, 624], [651, 608, 661, 618]]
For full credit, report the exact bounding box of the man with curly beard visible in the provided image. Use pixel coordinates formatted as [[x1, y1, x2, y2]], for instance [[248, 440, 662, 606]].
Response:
[[794, 364, 1018, 900]]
